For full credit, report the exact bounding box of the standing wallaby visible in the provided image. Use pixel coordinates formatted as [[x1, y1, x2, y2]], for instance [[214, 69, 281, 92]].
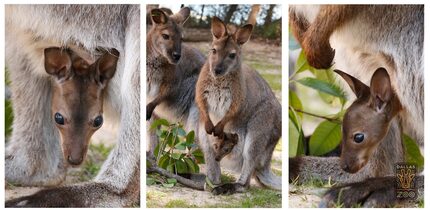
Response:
[[195, 17, 282, 194], [44, 47, 118, 166], [289, 5, 423, 207], [5, 5, 140, 207], [212, 132, 238, 162], [146, 7, 205, 155]]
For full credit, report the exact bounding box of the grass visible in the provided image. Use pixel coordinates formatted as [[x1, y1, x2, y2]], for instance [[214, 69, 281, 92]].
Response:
[[165, 200, 198, 208], [204, 187, 282, 208]]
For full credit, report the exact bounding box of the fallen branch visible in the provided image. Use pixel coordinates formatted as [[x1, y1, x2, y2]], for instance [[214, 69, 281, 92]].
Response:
[[146, 156, 205, 191]]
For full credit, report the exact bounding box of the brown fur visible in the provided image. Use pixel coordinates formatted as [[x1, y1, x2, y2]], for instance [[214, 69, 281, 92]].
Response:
[[289, 5, 361, 69], [335, 68, 402, 173], [45, 47, 118, 166], [212, 132, 238, 161]]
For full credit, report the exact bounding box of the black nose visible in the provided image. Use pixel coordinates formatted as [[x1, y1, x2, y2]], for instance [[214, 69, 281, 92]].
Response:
[[67, 155, 83, 166], [341, 163, 351, 172], [172, 52, 181, 61], [215, 67, 224, 75]]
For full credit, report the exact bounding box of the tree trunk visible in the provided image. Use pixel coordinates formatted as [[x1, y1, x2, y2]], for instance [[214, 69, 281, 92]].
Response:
[[264, 5, 276, 27], [199, 5, 205, 25], [247, 4, 261, 26], [224, 4, 238, 24]]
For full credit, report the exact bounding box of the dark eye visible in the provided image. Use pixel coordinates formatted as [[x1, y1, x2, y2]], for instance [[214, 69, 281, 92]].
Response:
[[54, 113, 64, 125], [162, 34, 169, 40], [353, 133, 365, 143], [211, 48, 216, 54], [228, 53, 236, 59], [93, 116, 103, 128]]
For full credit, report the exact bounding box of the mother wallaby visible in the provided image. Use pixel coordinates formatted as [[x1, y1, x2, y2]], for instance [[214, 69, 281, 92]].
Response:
[[195, 17, 282, 194]]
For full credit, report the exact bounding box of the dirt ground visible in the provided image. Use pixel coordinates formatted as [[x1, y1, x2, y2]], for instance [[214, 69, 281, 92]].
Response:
[[147, 151, 282, 208]]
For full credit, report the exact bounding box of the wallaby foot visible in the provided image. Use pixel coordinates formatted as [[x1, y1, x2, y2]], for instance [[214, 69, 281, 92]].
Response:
[[212, 183, 247, 195], [5, 182, 139, 207], [320, 176, 422, 207]]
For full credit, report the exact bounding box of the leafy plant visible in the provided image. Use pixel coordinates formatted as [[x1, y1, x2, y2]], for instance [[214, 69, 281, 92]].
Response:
[[151, 119, 204, 175]]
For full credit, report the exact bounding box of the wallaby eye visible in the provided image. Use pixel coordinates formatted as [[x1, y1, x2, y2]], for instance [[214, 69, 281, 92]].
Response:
[[211, 48, 216, 54], [353, 133, 365, 143], [228, 53, 236, 59], [54, 112, 65, 125], [93, 116, 103, 128], [162, 34, 169, 40]]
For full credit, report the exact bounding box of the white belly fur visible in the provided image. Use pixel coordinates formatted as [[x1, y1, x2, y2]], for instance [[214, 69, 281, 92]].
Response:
[[206, 88, 232, 125]]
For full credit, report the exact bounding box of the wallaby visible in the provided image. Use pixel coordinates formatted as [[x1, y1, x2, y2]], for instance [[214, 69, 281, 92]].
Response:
[[289, 5, 423, 207], [5, 5, 140, 207], [195, 17, 282, 195], [146, 7, 205, 155], [212, 132, 238, 162], [44, 47, 118, 166]]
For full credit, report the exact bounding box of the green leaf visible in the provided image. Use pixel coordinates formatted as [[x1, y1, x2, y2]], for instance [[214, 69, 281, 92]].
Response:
[[403, 134, 424, 168], [296, 77, 347, 101], [184, 158, 199, 173], [5, 100, 13, 137], [312, 70, 338, 104], [177, 127, 187, 137], [186, 131, 195, 145], [192, 149, 205, 164], [174, 142, 187, 150], [167, 178, 177, 185], [289, 118, 300, 157], [150, 119, 170, 130], [166, 163, 174, 173], [309, 120, 342, 156], [162, 183, 175, 188], [289, 91, 303, 118], [175, 160, 188, 174], [146, 177, 156, 185], [158, 154, 170, 169], [166, 133, 174, 147], [171, 153, 182, 160], [294, 50, 308, 74], [289, 108, 304, 157]]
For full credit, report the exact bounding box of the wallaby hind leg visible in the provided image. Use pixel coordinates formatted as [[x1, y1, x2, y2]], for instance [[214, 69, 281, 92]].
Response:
[[255, 137, 281, 190], [6, 50, 65, 186]]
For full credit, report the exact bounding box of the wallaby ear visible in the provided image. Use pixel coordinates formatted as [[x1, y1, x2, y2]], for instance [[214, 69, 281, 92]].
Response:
[[234, 24, 253, 45], [173, 7, 190, 25], [96, 49, 119, 84], [211, 17, 228, 39], [44, 47, 71, 79], [334, 69, 370, 98], [370, 68, 393, 111], [151, 9, 168, 25]]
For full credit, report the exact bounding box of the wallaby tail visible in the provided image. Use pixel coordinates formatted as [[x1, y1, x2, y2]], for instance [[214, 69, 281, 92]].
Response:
[[255, 164, 282, 190]]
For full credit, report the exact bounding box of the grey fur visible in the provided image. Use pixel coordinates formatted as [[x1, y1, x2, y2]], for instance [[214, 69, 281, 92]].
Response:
[[5, 5, 140, 207]]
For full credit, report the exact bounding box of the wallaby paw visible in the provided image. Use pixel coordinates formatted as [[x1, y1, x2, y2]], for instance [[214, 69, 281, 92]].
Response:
[[302, 36, 335, 69], [213, 124, 225, 138], [146, 104, 154, 120], [205, 120, 214, 135], [319, 177, 397, 207]]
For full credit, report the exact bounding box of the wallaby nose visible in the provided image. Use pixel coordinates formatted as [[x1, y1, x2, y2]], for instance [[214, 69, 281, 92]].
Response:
[[67, 155, 83, 166], [215, 66, 224, 75], [172, 52, 181, 61], [341, 162, 350, 172]]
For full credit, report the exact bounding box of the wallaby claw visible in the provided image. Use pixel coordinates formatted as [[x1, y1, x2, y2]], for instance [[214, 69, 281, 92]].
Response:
[[205, 120, 214, 135], [213, 123, 225, 138]]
